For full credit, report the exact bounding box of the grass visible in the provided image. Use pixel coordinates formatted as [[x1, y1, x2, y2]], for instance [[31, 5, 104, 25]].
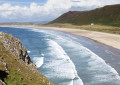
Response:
[[44, 23, 120, 35], [0, 34, 53, 85], [51, 4, 120, 27]]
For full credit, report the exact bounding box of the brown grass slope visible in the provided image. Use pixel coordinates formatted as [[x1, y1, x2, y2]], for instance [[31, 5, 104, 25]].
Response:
[[0, 32, 53, 85], [51, 4, 120, 26]]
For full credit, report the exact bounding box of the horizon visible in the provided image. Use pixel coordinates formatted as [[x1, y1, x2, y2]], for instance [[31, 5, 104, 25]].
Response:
[[0, 0, 120, 23]]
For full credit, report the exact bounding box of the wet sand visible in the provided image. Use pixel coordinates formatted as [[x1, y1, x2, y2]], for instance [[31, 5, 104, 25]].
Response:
[[39, 26, 120, 50]]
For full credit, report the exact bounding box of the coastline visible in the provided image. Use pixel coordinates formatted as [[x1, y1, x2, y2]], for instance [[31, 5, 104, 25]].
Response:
[[1, 25, 120, 84], [0, 32, 53, 85], [0, 24, 120, 50]]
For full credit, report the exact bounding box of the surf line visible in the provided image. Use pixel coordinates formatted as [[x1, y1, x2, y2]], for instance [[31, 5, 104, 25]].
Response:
[[47, 40, 84, 85]]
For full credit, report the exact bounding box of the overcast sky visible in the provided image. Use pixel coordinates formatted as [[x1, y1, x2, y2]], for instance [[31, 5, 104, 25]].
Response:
[[0, 0, 120, 22]]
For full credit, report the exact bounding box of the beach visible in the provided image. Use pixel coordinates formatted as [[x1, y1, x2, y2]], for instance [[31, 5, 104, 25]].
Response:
[[0, 24, 120, 50], [39, 26, 120, 50], [1, 26, 120, 85]]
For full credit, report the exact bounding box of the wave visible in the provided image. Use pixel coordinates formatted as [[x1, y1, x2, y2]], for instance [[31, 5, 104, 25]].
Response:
[[41, 53, 44, 57], [31, 28, 47, 33], [84, 47, 120, 83], [27, 50, 31, 53], [33, 57, 44, 68], [42, 40, 84, 85], [31, 27, 120, 84], [56, 35, 120, 84]]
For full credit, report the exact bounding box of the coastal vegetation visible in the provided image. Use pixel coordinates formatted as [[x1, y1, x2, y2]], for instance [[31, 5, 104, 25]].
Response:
[[51, 4, 120, 27], [0, 32, 53, 85], [44, 23, 120, 34], [0, 4, 120, 35], [45, 4, 120, 35]]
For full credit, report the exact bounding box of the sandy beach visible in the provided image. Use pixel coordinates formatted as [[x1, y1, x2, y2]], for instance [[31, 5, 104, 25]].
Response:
[[0, 24, 120, 50]]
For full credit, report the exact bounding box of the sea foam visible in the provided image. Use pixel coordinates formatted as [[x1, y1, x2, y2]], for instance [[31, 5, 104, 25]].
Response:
[[33, 57, 44, 68], [41, 40, 84, 85], [55, 34, 120, 84], [27, 50, 31, 53], [31, 28, 120, 84]]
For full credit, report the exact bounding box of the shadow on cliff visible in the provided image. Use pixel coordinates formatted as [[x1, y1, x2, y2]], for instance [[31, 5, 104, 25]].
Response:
[[0, 70, 8, 82]]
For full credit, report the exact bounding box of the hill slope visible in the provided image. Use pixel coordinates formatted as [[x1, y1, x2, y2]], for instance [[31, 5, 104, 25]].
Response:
[[51, 4, 120, 26], [0, 32, 53, 85]]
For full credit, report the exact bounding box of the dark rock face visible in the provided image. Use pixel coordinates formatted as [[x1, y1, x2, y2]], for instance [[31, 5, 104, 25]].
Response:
[[0, 61, 8, 85], [0, 32, 32, 65]]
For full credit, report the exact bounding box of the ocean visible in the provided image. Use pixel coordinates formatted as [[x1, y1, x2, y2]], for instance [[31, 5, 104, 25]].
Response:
[[0, 26, 120, 85]]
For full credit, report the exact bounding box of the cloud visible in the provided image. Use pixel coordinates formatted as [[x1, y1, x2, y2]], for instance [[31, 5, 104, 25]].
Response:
[[71, 0, 120, 10], [0, 0, 71, 22], [0, 0, 120, 22], [71, 0, 120, 7]]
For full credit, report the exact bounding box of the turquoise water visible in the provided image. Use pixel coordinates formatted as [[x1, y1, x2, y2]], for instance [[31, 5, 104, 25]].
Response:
[[0, 27, 120, 85]]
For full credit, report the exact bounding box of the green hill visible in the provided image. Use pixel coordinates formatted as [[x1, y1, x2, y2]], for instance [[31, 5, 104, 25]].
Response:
[[51, 4, 120, 26], [0, 32, 53, 85]]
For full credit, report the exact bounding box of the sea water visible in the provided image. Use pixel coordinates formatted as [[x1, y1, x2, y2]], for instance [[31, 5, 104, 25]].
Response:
[[0, 27, 120, 85]]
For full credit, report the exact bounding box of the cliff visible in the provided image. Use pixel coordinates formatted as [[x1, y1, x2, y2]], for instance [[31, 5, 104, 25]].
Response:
[[51, 4, 120, 26], [0, 32, 53, 85]]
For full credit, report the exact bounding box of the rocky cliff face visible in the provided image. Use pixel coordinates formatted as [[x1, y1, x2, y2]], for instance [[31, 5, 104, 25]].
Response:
[[0, 32, 32, 64], [0, 32, 53, 85]]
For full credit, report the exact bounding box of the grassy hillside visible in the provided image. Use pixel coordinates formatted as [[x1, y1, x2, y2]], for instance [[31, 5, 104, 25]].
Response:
[[0, 32, 53, 85], [51, 4, 120, 26], [45, 23, 120, 34]]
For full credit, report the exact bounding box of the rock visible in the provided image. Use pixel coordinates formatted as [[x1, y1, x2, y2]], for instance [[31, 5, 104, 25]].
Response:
[[0, 32, 53, 85], [0, 61, 9, 72], [0, 80, 6, 85], [0, 60, 8, 85], [0, 32, 32, 65]]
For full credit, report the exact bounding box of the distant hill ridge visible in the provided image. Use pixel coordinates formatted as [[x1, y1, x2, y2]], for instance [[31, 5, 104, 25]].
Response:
[[51, 4, 120, 26]]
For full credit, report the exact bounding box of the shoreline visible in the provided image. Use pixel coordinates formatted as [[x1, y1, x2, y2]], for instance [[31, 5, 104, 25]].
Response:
[[1, 24, 120, 81], [0, 24, 120, 50]]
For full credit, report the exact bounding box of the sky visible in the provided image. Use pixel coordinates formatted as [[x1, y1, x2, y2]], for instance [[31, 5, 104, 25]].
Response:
[[0, 0, 120, 22]]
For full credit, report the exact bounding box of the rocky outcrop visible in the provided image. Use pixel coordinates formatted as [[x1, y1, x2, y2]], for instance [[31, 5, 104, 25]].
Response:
[[0, 61, 9, 72], [0, 61, 8, 85], [0, 32, 32, 64], [0, 32, 53, 85]]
